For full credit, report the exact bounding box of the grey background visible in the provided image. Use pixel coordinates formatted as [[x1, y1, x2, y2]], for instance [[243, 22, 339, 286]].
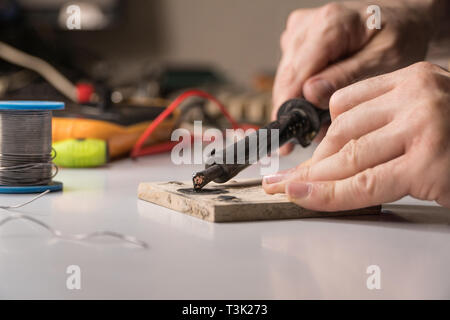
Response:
[[59, 0, 449, 86], [62, 0, 341, 85]]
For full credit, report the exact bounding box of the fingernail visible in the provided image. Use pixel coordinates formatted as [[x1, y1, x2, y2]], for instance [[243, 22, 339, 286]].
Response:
[[263, 174, 286, 184], [286, 182, 312, 199], [309, 79, 334, 106]]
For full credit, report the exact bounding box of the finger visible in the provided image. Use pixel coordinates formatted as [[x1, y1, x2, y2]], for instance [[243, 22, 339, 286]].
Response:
[[328, 69, 398, 120], [279, 142, 294, 156], [272, 58, 303, 120], [264, 95, 396, 194], [303, 45, 389, 109], [272, 25, 360, 118], [272, 1, 385, 118], [286, 155, 409, 211], [302, 122, 406, 181], [262, 158, 312, 194], [311, 93, 394, 163], [313, 123, 330, 143], [271, 51, 326, 120], [267, 121, 406, 193]]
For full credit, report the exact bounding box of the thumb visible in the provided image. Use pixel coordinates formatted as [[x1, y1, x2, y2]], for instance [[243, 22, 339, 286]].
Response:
[[285, 157, 408, 211], [303, 49, 376, 109]]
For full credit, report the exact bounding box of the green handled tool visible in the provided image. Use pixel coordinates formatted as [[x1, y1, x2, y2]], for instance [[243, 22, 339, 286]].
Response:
[[53, 138, 108, 168]]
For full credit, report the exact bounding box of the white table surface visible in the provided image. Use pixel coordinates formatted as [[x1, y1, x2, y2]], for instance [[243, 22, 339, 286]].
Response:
[[0, 145, 449, 300]]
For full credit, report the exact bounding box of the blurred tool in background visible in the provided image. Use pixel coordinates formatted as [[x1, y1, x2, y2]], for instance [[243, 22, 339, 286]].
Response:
[[53, 139, 108, 168], [52, 114, 178, 167], [0, 0, 276, 167]]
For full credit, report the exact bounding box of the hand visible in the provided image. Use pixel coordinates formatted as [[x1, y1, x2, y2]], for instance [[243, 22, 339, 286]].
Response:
[[273, 0, 438, 155], [264, 62, 450, 210]]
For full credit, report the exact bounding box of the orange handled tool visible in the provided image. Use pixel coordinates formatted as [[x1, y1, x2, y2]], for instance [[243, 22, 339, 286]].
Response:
[[52, 114, 178, 159]]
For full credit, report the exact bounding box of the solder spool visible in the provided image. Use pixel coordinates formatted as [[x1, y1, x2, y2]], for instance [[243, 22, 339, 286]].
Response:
[[0, 101, 64, 194]]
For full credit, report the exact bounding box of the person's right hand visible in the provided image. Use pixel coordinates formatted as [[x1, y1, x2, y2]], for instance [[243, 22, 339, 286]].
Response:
[[273, 0, 438, 155]]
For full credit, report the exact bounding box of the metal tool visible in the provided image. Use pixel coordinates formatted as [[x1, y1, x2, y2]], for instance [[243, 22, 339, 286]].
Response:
[[192, 98, 330, 190]]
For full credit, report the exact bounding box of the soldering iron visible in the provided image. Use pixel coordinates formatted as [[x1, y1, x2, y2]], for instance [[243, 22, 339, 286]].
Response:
[[192, 98, 331, 190]]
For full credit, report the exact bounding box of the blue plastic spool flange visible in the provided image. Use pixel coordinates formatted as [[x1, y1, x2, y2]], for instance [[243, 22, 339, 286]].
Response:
[[0, 101, 64, 193]]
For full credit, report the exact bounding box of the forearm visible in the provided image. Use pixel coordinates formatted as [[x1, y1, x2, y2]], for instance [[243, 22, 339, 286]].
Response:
[[367, 0, 449, 41], [396, 0, 449, 41], [366, 0, 449, 49]]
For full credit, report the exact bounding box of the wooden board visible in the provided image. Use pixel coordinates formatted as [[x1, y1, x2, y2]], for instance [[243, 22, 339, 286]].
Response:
[[137, 179, 381, 222]]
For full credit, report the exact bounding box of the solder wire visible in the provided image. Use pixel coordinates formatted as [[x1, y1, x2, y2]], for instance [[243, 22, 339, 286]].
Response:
[[0, 110, 56, 186], [0, 190, 149, 248], [0, 109, 148, 248]]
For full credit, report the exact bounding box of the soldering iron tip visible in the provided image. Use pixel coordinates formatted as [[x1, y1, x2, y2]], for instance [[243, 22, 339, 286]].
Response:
[[192, 172, 206, 191]]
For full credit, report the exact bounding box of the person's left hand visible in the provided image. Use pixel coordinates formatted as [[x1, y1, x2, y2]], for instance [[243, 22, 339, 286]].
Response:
[[263, 62, 450, 210]]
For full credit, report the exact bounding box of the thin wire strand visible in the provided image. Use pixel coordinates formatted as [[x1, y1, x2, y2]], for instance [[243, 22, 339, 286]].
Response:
[[0, 191, 149, 249], [0, 189, 50, 209]]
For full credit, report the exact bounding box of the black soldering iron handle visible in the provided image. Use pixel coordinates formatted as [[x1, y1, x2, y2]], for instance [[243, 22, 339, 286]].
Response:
[[276, 98, 330, 147], [204, 98, 330, 183]]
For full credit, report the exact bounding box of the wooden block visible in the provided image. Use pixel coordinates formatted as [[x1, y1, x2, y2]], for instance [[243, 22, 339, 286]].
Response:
[[137, 179, 381, 223]]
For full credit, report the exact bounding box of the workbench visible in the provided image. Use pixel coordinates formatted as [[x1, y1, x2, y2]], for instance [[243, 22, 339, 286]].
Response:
[[0, 146, 449, 299]]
